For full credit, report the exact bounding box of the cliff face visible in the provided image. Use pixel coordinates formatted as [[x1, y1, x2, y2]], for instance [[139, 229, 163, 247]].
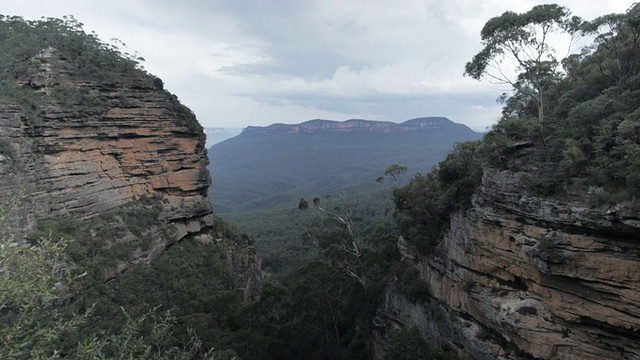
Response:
[[376, 167, 640, 359], [0, 50, 260, 301]]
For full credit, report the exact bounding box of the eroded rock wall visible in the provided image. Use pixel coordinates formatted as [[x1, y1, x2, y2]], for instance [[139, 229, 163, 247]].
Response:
[[0, 50, 261, 301], [379, 168, 640, 359]]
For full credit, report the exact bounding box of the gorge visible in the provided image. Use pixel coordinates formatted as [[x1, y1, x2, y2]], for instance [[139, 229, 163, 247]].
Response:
[[2, 5, 640, 360]]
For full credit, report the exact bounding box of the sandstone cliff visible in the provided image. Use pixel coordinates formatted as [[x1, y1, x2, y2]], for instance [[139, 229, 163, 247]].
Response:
[[375, 166, 640, 359], [0, 49, 261, 301], [243, 117, 471, 135]]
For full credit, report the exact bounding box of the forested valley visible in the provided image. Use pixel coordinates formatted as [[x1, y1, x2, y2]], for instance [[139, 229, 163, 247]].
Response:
[[2, 3, 640, 359]]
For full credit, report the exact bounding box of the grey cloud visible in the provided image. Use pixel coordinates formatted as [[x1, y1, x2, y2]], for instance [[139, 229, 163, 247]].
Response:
[[5, 0, 634, 130]]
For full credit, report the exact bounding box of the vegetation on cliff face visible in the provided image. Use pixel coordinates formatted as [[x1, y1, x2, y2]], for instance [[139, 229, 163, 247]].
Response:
[[393, 141, 484, 254], [0, 15, 225, 358], [23, 194, 264, 358], [0, 14, 201, 132], [0, 195, 221, 359], [396, 4, 640, 254], [0, 15, 149, 86], [386, 327, 458, 360], [481, 3, 640, 198]]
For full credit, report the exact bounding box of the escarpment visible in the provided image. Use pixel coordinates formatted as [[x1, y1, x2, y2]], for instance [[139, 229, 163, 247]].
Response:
[[376, 165, 640, 359], [0, 49, 260, 301]]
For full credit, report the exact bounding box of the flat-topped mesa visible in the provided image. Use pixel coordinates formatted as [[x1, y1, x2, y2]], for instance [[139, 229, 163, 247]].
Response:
[[242, 117, 460, 135], [0, 48, 260, 300]]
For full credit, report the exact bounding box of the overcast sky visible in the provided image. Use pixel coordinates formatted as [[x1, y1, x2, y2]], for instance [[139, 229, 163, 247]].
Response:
[[3, 1, 635, 131]]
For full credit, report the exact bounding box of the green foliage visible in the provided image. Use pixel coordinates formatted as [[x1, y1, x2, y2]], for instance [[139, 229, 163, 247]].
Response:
[[300, 193, 376, 287], [537, 234, 566, 263], [80, 307, 216, 360], [169, 93, 203, 134], [49, 86, 110, 116], [459, 4, 640, 201], [0, 194, 217, 359], [386, 327, 458, 360], [84, 240, 240, 356], [223, 185, 396, 275], [227, 260, 394, 360], [0, 15, 169, 127], [26, 197, 250, 356], [376, 164, 408, 187], [214, 189, 401, 359], [0, 220, 90, 358], [0, 15, 149, 85], [393, 141, 484, 254], [464, 4, 579, 123], [396, 262, 431, 304], [32, 198, 163, 275], [580, 5, 640, 90]]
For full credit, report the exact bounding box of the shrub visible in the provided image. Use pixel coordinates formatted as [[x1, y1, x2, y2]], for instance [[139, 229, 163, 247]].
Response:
[[393, 141, 483, 254]]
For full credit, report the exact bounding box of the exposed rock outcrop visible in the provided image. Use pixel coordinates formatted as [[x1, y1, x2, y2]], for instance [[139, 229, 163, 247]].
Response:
[[376, 168, 640, 359], [0, 49, 261, 301], [243, 117, 472, 135]]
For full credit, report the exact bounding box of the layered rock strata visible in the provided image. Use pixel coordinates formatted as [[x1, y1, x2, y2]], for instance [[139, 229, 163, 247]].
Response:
[[376, 168, 640, 359], [243, 117, 472, 135], [0, 50, 260, 301]]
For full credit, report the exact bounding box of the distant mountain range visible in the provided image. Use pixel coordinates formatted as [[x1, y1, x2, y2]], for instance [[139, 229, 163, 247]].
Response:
[[242, 117, 472, 134], [207, 117, 483, 214], [204, 127, 242, 148]]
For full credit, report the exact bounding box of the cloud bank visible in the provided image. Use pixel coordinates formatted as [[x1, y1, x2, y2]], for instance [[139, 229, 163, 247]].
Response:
[[3, 0, 635, 130]]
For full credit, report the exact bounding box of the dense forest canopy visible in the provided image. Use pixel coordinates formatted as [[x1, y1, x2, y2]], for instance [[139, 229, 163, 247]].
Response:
[[396, 3, 640, 254], [0, 14, 203, 133], [0, 14, 150, 84]]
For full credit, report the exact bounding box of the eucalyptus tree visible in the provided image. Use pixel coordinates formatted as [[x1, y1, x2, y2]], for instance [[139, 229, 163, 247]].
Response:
[[580, 3, 640, 89], [464, 4, 581, 123]]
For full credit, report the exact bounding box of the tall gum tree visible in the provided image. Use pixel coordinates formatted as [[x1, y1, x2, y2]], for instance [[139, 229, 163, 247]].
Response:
[[580, 4, 640, 89], [464, 4, 581, 124]]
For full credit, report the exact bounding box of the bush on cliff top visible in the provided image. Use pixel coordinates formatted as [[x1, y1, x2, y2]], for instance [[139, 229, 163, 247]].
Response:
[[393, 140, 484, 254], [395, 4, 640, 254], [0, 14, 150, 85], [0, 14, 204, 132]]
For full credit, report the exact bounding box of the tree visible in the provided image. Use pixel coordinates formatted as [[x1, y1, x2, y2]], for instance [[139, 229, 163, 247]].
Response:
[[0, 193, 216, 359], [376, 164, 408, 187], [0, 192, 97, 358], [580, 3, 640, 89], [300, 194, 367, 287], [464, 4, 581, 123]]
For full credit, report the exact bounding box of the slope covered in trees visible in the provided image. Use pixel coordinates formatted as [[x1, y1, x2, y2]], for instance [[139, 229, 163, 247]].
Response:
[[396, 4, 640, 254], [0, 15, 238, 359], [208, 117, 481, 213], [207, 117, 481, 273], [382, 5, 640, 359]]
